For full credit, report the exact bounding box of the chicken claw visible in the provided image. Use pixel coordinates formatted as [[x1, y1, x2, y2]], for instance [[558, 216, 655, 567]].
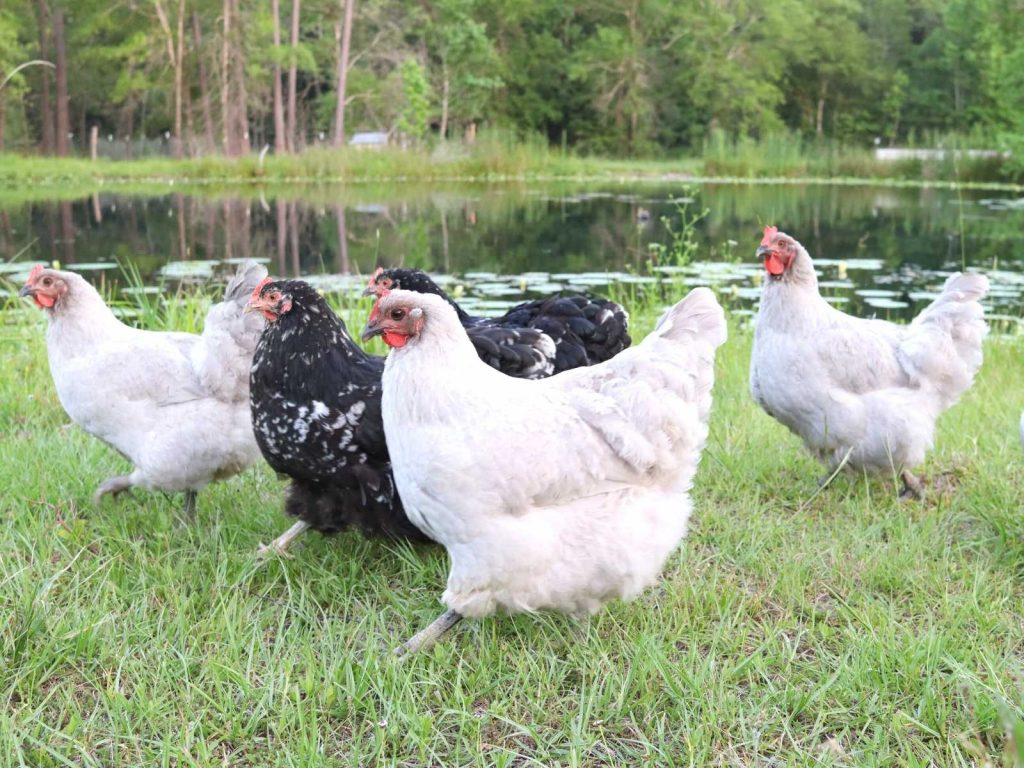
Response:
[[93, 475, 134, 506], [899, 470, 925, 501], [256, 520, 312, 559], [394, 609, 463, 657]]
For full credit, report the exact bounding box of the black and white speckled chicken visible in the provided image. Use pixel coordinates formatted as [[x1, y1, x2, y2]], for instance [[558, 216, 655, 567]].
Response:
[[248, 279, 432, 554], [367, 268, 631, 377]]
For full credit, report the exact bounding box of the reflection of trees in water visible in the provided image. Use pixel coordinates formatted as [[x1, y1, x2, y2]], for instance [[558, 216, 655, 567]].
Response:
[[2, 186, 1021, 304]]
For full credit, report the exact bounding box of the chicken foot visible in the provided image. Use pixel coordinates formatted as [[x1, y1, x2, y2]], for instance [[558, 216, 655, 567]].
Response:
[[257, 520, 312, 559], [93, 475, 134, 506], [394, 609, 464, 657], [899, 470, 925, 501]]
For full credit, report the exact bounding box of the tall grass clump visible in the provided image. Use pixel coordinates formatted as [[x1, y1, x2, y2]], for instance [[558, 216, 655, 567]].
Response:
[[700, 129, 1017, 183]]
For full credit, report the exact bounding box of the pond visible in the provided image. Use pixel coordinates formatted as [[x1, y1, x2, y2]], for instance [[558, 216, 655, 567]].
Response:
[[1, 182, 1023, 328]]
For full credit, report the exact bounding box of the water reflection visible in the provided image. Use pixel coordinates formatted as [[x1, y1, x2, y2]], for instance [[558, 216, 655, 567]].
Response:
[[1, 183, 1022, 323]]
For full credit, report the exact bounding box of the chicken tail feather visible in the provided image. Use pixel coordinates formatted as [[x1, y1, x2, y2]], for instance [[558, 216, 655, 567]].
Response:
[[901, 271, 989, 410], [223, 260, 270, 306], [651, 287, 728, 350]]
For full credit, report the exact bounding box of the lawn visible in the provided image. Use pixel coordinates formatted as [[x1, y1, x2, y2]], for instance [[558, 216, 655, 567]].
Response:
[[2, 287, 1023, 766]]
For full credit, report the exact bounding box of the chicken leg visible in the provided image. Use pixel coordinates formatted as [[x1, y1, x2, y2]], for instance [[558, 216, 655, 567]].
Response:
[[93, 475, 134, 506], [899, 470, 925, 501], [182, 490, 198, 519], [256, 520, 312, 558], [394, 609, 463, 657]]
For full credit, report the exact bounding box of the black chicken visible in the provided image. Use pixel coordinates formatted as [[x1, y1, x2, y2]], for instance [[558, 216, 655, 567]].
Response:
[[248, 278, 432, 554], [367, 268, 631, 376]]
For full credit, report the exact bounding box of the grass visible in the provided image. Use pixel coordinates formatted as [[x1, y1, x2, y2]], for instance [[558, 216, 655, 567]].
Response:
[[2, 281, 1024, 766], [2, 131, 1023, 199], [700, 130, 1015, 184]]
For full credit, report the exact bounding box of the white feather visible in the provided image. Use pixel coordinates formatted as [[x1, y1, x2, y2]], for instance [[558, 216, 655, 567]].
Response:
[[378, 287, 726, 619]]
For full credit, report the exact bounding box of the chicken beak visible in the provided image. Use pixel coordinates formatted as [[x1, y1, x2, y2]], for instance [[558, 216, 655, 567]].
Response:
[[360, 319, 383, 343], [755, 245, 770, 259], [244, 299, 262, 314], [362, 286, 378, 297], [18, 284, 36, 298]]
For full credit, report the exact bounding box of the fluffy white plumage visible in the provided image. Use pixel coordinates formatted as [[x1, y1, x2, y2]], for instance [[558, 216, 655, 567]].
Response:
[[373, 287, 726, 620], [750, 229, 989, 484], [25, 261, 267, 499]]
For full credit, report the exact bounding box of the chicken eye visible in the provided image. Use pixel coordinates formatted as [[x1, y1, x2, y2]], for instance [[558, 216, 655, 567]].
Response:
[[267, 291, 280, 301], [390, 308, 406, 321], [42, 277, 52, 286]]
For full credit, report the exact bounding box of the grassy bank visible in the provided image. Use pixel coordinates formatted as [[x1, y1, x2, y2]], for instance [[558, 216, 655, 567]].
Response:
[[1, 132, 1021, 196], [2, 282, 1023, 766]]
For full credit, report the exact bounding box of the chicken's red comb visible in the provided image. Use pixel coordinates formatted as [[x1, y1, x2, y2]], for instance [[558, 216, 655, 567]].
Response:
[[28, 264, 45, 281], [250, 276, 273, 302], [366, 267, 384, 291], [368, 287, 390, 323], [761, 225, 778, 246]]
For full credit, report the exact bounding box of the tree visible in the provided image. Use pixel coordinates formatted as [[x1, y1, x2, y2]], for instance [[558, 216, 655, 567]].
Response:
[[332, 0, 355, 146], [286, 0, 300, 150], [396, 57, 430, 142], [153, 0, 188, 157], [52, 4, 68, 155], [0, 7, 31, 150], [569, 0, 656, 154], [271, 0, 286, 153]]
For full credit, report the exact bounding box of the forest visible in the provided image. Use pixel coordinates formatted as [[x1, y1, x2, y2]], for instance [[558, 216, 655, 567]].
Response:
[[0, 0, 1022, 160]]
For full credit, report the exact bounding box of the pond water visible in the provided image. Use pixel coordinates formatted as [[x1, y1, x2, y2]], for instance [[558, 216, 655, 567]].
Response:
[[1, 182, 1022, 328]]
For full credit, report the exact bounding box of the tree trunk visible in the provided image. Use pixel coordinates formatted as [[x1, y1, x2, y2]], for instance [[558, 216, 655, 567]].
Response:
[[286, 0, 301, 152], [89, 124, 98, 159], [53, 7, 70, 156], [191, 13, 216, 153], [230, 0, 250, 154], [332, 0, 355, 147], [220, 0, 233, 155], [271, 0, 286, 153], [439, 63, 449, 140], [154, 0, 186, 157], [36, 0, 54, 154], [174, 0, 186, 157], [183, 74, 195, 155], [816, 79, 828, 138]]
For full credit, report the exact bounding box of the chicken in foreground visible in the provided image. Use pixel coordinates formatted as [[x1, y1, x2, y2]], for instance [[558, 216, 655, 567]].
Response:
[[20, 261, 267, 516], [367, 268, 631, 378], [750, 226, 989, 498], [362, 286, 727, 654], [247, 279, 433, 554]]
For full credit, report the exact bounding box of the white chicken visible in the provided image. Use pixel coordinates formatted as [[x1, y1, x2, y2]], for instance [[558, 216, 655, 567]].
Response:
[[750, 226, 989, 497], [19, 261, 267, 516], [361, 286, 727, 654]]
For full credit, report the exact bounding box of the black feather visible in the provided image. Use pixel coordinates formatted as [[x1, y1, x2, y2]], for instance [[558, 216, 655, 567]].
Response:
[[374, 268, 631, 376], [249, 280, 433, 542]]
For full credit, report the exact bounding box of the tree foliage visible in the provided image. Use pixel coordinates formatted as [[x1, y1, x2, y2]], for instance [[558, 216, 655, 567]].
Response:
[[0, 0, 1021, 156]]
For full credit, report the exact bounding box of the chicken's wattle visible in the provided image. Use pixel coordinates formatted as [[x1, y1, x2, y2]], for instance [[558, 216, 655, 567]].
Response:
[[383, 331, 409, 348], [764, 252, 786, 276], [34, 293, 55, 309]]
